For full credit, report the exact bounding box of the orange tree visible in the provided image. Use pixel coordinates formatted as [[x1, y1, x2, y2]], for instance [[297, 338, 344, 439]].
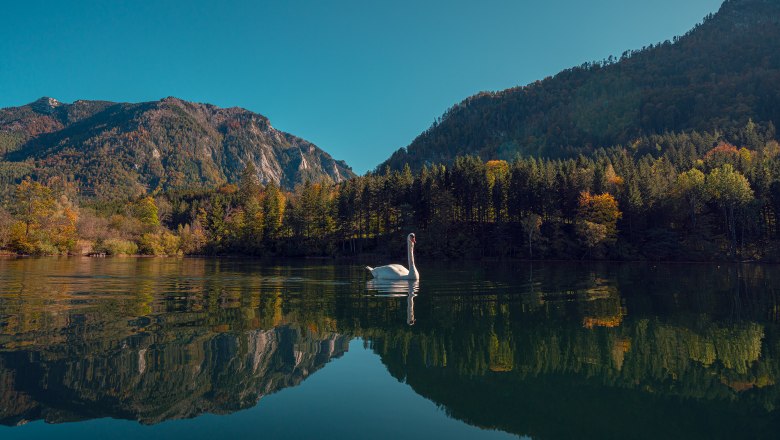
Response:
[[576, 192, 622, 256]]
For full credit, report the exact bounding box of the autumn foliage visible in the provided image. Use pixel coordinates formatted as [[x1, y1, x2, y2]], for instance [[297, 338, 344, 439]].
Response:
[[576, 192, 622, 255], [7, 178, 78, 255]]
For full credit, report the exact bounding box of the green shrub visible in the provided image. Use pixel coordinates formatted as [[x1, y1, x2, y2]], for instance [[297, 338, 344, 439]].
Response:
[[161, 230, 182, 256], [96, 238, 139, 256], [32, 243, 60, 256], [138, 233, 164, 255], [136, 231, 181, 256]]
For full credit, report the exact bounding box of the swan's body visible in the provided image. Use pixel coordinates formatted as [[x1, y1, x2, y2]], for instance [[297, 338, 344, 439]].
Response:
[[367, 233, 419, 280], [366, 264, 411, 279]]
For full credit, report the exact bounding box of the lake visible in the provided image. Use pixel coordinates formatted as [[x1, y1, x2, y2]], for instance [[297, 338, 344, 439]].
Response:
[[0, 258, 778, 439]]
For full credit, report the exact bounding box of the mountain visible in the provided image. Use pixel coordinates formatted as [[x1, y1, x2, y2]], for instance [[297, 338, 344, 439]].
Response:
[[0, 97, 354, 199], [380, 0, 780, 171]]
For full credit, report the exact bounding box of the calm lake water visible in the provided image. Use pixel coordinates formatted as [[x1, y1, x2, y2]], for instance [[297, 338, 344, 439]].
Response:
[[0, 258, 779, 439]]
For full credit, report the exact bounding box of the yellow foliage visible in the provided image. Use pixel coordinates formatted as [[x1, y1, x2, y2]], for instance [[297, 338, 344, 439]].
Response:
[[583, 314, 623, 329], [138, 231, 181, 256], [488, 333, 514, 372], [577, 192, 622, 246], [218, 184, 239, 194], [485, 160, 509, 187], [8, 179, 79, 254]]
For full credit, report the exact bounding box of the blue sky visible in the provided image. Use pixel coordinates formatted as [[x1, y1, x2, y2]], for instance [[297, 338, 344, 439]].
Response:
[[0, 0, 723, 173]]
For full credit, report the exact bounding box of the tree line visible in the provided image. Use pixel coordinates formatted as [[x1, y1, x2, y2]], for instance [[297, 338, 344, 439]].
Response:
[[1, 127, 780, 261]]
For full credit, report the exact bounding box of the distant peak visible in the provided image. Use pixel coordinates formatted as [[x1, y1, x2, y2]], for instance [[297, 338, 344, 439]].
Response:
[[158, 96, 190, 108], [30, 97, 62, 114]]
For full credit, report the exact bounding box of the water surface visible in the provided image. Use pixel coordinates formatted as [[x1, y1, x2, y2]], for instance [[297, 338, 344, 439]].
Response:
[[0, 258, 779, 439]]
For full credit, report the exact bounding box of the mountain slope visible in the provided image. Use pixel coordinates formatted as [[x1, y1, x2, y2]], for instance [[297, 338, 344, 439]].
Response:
[[0, 97, 354, 198], [380, 0, 780, 170]]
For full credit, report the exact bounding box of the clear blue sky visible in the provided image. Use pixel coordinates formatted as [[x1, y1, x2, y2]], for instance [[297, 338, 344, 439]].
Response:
[[0, 0, 723, 173]]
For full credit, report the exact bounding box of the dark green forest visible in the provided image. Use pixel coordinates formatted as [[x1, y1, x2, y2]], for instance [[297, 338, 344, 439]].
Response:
[[2, 123, 780, 262]]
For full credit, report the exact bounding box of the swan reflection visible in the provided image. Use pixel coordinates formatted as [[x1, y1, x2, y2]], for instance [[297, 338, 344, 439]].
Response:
[[407, 292, 416, 326], [366, 279, 419, 295], [366, 280, 419, 326]]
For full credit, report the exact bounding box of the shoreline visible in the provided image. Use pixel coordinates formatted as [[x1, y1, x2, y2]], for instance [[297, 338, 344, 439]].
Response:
[[0, 252, 774, 266]]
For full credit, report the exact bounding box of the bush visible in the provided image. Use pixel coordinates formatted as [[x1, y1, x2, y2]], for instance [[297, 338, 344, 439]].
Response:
[[178, 223, 208, 255], [10, 231, 61, 255], [96, 238, 139, 256], [9, 221, 35, 254], [161, 230, 181, 256], [34, 243, 61, 256], [138, 233, 164, 255], [138, 231, 181, 256]]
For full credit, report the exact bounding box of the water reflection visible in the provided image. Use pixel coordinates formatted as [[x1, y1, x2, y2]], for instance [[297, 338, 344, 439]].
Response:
[[407, 293, 416, 326], [0, 327, 347, 426], [365, 279, 419, 295], [366, 280, 418, 326], [0, 258, 779, 439]]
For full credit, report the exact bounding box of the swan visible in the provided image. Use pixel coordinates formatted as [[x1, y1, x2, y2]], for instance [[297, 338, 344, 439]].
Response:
[[366, 233, 419, 280]]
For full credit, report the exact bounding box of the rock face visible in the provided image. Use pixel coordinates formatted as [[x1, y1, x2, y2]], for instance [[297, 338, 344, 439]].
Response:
[[379, 0, 780, 171], [0, 97, 354, 198], [0, 326, 349, 425]]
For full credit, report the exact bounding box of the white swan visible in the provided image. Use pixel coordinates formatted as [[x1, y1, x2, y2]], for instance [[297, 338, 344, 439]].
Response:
[[366, 233, 419, 280]]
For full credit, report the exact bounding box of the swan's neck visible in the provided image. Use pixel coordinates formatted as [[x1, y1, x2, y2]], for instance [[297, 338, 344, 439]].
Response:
[[407, 241, 419, 279]]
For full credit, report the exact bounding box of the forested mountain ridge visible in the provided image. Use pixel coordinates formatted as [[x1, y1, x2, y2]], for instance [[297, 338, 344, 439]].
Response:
[[380, 0, 780, 171], [0, 97, 354, 199]]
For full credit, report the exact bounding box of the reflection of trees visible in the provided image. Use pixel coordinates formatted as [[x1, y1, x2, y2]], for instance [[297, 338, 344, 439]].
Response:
[[370, 308, 776, 392], [366, 299, 780, 439], [351, 264, 780, 440], [365, 318, 779, 439], [1, 258, 780, 437]]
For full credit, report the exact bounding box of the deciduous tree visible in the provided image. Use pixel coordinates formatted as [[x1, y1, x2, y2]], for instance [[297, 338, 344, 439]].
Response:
[[705, 164, 754, 255]]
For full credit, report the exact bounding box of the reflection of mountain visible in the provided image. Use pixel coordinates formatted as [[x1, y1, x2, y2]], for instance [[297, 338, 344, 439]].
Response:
[[0, 326, 348, 425]]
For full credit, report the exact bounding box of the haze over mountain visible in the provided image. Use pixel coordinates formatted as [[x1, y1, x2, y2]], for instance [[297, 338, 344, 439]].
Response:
[[0, 97, 354, 199], [380, 0, 780, 171]]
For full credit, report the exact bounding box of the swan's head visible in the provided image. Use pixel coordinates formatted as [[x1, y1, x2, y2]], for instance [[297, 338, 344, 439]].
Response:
[[407, 233, 416, 245]]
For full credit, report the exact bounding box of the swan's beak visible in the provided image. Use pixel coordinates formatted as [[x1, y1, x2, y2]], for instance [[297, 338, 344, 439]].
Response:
[[411, 237, 416, 245]]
